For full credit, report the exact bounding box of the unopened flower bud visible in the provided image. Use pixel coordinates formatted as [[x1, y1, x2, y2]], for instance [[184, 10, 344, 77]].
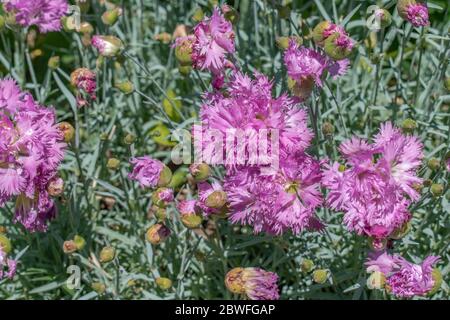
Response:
[[92, 282, 106, 294], [374, 8, 392, 28], [152, 188, 174, 208], [189, 163, 211, 182], [366, 271, 386, 290], [276, 4, 291, 19], [301, 259, 315, 273], [48, 56, 60, 70], [445, 78, 450, 92], [205, 190, 227, 209], [322, 122, 335, 136], [276, 36, 302, 50], [225, 268, 246, 294], [402, 118, 417, 133], [390, 221, 411, 240], [107, 158, 121, 170], [175, 37, 193, 66], [47, 176, 64, 197], [73, 235, 86, 250], [168, 167, 188, 189], [146, 223, 171, 245], [155, 277, 172, 290], [123, 133, 136, 145], [115, 80, 134, 94], [79, 22, 94, 34], [63, 240, 77, 254], [58, 122, 75, 142], [178, 65, 192, 76], [192, 8, 204, 22], [430, 183, 443, 197], [427, 158, 440, 171], [102, 7, 122, 26], [91, 35, 124, 57], [158, 166, 173, 188], [154, 32, 172, 44], [312, 21, 332, 46], [149, 205, 167, 221], [428, 268, 442, 295], [0, 234, 12, 254], [222, 4, 239, 24], [423, 179, 432, 187], [313, 269, 329, 284], [99, 246, 116, 263], [177, 200, 203, 229]]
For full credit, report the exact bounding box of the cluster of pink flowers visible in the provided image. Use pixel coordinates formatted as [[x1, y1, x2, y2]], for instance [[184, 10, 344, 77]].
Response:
[[366, 251, 440, 298], [322, 122, 423, 240], [197, 71, 323, 235], [0, 78, 66, 232], [283, 40, 349, 99], [173, 8, 235, 87], [3, 0, 68, 33]]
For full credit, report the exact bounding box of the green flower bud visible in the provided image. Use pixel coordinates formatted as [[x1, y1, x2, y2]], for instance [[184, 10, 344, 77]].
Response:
[[48, 56, 60, 70], [175, 37, 193, 66], [205, 191, 228, 209], [162, 89, 182, 122], [58, 122, 75, 143], [0, 234, 12, 254], [189, 163, 211, 182], [313, 269, 329, 284], [377, 9, 392, 28], [192, 7, 204, 22], [123, 133, 136, 145], [79, 22, 94, 34], [157, 166, 173, 188], [428, 268, 442, 296], [401, 118, 417, 133], [74, 235, 86, 251], [390, 221, 411, 240], [366, 271, 386, 290], [178, 65, 192, 76], [149, 205, 167, 221], [445, 77, 450, 92], [115, 81, 134, 94], [107, 158, 121, 170], [276, 36, 302, 50], [430, 184, 443, 197], [222, 4, 239, 24], [322, 122, 335, 137], [92, 282, 106, 294], [99, 246, 116, 263], [101, 7, 122, 26], [427, 158, 440, 171], [146, 223, 171, 245], [156, 277, 172, 290], [277, 4, 291, 20], [301, 259, 315, 273], [168, 167, 188, 189], [312, 21, 331, 46]]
